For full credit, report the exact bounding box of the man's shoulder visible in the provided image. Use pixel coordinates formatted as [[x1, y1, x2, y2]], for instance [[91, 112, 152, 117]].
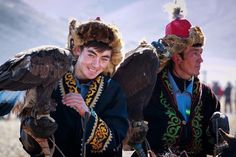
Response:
[[200, 81, 212, 91], [103, 75, 120, 88], [102, 75, 126, 95]]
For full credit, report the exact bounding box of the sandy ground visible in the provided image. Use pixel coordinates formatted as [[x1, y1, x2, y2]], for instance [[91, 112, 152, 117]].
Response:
[[0, 108, 235, 157], [0, 117, 27, 157]]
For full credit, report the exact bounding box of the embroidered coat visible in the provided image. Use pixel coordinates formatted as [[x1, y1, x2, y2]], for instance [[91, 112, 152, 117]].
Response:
[[50, 73, 129, 157], [143, 67, 220, 157]]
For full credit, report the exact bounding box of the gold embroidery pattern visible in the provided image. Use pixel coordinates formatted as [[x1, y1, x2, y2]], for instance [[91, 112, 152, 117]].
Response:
[[89, 77, 104, 108], [85, 76, 104, 108], [87, 113, 112, 153], [59, 73, 110, 152], [60, 73, 104, 109], [65, 73, 79, 93]]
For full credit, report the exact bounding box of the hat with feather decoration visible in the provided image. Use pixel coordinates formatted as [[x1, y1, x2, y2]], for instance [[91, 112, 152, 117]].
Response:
[[67, 17, 123, 76], [162, 0, 204, 55], [155, 0, 204, 71]]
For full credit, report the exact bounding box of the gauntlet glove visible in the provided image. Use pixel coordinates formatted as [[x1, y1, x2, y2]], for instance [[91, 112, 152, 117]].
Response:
[[219, 128, 236, 157], [128, 121, 149, 146]]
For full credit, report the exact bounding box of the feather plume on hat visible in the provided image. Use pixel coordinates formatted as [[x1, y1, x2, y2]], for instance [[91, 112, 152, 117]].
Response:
[[67, 18, 124, 76], [163, 0, 187, 20]]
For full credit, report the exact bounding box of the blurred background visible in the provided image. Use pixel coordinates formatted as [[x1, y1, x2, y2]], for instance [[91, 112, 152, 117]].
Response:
[[0, 0, 236, 156], [1, 0, 236, 88]]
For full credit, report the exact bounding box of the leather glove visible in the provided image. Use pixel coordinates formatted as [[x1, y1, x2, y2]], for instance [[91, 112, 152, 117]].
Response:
[[219, 128, 236, 156], [219, 128, 236, 149], [210, 112, 234, 156], [19, 126, 44, 157], [128, 121, 149, 146], [210, 112, 230, 136], [24, 116, 58, 138], [20, 117, 55, 157]]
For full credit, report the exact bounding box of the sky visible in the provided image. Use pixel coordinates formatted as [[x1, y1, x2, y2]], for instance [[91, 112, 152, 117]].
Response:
[[13, 0, 236, 88]]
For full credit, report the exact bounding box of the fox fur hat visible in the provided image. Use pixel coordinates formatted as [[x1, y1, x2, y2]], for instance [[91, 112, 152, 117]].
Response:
[[67, 17, 123, 76]]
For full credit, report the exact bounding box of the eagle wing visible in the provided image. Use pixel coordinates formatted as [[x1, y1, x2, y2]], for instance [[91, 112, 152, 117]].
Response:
[[0, 46, 73, 116], [113, 43, 159, 121], [0, 46, 73, 91]]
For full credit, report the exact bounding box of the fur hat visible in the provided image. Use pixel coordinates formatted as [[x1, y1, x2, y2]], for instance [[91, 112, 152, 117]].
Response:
[[157, 7, 205, 71], [163, 8, 205, 55], [67, 18, 123, 76]]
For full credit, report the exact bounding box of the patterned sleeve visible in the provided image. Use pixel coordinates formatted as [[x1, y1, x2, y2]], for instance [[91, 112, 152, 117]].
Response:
[[83, 80, 129, 155], [85, 110, 113, 153]]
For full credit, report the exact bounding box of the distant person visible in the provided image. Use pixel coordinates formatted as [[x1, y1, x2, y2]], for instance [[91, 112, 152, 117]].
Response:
[[224, 82, 233, 113], [212, 81, 223, 100]]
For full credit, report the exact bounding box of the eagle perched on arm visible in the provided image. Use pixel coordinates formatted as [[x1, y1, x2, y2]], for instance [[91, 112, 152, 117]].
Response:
[[112, 40, 172, 157], [0, 45, 73, 138], [112, 41, 160, 157], [113, 41, 160, 121]]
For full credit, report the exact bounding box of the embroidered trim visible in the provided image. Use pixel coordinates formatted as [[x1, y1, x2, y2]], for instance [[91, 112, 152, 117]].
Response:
[[160, 69, 181, 147], [65, 73, 79, 93], [87, 112, 113, 153], [59, 73, 104, 109], [85, 76, 104, 108], [59, 72, 110, 152], [161, 67, 205, 155], [161, 91, 181, 147], [59, 72, 78, 97], [191, 100, 203, 154], [162, 70, 172, 92]]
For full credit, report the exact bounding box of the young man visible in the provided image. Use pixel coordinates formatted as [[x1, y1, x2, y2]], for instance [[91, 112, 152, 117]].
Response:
[[20, 18, 129, 157]]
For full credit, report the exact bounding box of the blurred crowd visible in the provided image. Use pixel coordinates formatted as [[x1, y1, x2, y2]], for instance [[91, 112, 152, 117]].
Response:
[[211, 81, 236, 114]]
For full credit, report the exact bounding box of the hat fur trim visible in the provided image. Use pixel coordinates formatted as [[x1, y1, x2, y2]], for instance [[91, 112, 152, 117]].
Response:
[[162, 26, 204, 55], [189, 26, 204, 47], [159, 26, 204, 70]]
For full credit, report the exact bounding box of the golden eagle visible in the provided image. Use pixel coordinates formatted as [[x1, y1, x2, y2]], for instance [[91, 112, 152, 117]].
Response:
[[112, 42, 160, 157], [113, 42, 160, 121], [0, 45, 73, 138]]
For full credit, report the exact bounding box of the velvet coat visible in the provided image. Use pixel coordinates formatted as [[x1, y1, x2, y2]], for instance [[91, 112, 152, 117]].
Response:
[[50, 72, 129, 157], [143, 67, 220, 157]]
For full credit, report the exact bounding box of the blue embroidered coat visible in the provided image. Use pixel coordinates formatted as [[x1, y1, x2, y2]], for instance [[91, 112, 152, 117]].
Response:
[[144, 67, 220, 157], [51, 73, 129, 157]]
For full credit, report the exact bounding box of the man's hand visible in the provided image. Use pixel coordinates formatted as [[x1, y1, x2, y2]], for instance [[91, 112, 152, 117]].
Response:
[[62, 93, 90, 118]]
